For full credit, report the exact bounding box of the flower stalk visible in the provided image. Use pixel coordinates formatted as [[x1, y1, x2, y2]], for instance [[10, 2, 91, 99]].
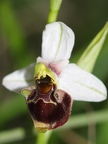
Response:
[[47, 0, 62, 23], [36, 131, 51, 144]]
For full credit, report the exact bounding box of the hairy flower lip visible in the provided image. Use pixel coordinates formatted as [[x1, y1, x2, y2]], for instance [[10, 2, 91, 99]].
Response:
[[22, 75, 72, 133], [26, 88, 72, 132]]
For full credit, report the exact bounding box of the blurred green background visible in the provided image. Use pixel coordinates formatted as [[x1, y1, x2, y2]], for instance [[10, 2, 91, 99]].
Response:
[[0, 0, 108, 144]]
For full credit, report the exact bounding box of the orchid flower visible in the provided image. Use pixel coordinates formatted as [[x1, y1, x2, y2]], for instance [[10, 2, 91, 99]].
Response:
[[2, 22, 107, 133]]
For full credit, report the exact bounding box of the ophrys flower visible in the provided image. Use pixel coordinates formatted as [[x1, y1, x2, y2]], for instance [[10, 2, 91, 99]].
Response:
[[2, 22, 107, 133]]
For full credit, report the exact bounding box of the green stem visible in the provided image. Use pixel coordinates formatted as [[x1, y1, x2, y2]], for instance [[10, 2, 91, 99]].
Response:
[[47, 0, 62, 23], [36, 131, 52, 144]]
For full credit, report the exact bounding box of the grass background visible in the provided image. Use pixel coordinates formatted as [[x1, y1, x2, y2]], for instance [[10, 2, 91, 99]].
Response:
[[0, 0, 108, 144]]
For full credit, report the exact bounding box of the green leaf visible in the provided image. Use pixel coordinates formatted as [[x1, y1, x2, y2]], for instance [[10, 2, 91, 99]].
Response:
[[93, 34, 108, 81], [77, 22, 108, 73]]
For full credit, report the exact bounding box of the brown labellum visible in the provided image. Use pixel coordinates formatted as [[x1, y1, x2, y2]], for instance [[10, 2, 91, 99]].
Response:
[[26, 76, 72, 133]]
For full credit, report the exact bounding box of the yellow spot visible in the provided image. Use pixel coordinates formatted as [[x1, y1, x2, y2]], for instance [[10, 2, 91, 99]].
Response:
[[21, 89, 31, 97]]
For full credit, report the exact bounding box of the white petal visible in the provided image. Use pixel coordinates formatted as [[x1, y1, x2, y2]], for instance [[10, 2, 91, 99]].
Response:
[[42, 22, 75, 63], [58, 64, 107, 102], [2, 63, 35, 93]]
